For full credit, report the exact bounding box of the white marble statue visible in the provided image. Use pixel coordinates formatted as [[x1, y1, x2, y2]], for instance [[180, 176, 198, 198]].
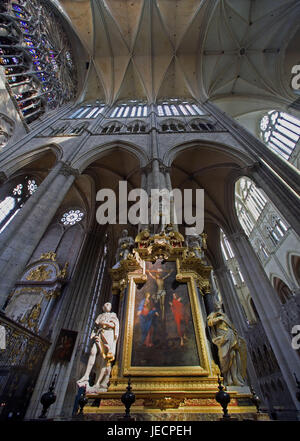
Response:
[[77, 302, 119, 393], [207, 309, 247, 387]]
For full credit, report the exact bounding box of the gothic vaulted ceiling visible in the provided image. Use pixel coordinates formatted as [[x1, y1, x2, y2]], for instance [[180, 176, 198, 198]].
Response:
[[55, 0, 300, 113]]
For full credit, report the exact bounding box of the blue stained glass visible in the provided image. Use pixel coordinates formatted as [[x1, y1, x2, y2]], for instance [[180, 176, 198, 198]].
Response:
[[12, 5, 23, 12], [14, 12, 25, 19]]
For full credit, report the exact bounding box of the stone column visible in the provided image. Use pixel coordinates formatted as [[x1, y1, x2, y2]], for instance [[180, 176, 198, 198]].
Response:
[[0, 161, 78, 308], [138, 166, 150, 232], [214, 266, 247, 334], [249, 164, 300, 238], [152, 159, 160, 189], [227, 229, 300, 412], [140, 169, 147, 193]]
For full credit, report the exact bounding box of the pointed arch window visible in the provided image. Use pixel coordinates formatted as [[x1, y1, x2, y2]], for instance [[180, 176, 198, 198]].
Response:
[[0, 176, 38, 233], [117, 107, 125, 118], [110, 107, 119, 118], [130, 106, 137, 117], [236, 178, 267, 236], [69, 105, 105, 119], [220, 231, 235, 261], [170, 105, 179, 116], [260, 111, 300, 160]]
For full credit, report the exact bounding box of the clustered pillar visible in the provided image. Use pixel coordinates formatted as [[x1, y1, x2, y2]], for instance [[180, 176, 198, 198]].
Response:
[[227, 229, 300, 411], [0, 161, 78, 309]]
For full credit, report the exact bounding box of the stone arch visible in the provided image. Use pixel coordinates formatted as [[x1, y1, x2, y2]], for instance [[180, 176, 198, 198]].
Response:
[[188, 118, 215, 132], [167, 141, 255, 274], [287, 253, 300, 286], [72, 140, 149, 173], [159, 118, 186, 132], [126, 120, 148, 133], [100, 120, 124, 134], [164, 139, 255, 168], [272, 275, 293, 304], [2, 143, 62, 178], [0, 148, 62, 234], [166, 140, 255, 239]]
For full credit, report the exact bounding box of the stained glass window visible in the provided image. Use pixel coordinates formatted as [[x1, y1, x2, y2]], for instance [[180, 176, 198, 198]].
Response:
[[60, 209, 84, 226], [68, 105, 105, 119], [156, 100, 204, 117], [0, 176, 38, 233], [108, 100, 148, 118], [0, 0, 77, 124], [236, 178, 267, 235], [260, 110, 300, 160]]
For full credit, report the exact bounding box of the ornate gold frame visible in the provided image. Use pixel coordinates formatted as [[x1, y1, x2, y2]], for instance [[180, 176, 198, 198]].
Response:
[[121, 257, 211, 377]]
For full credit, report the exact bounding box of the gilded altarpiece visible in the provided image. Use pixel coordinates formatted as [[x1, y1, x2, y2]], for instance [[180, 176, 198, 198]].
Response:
[[84, 231, 255, 415], [0, 253, 68, 419]]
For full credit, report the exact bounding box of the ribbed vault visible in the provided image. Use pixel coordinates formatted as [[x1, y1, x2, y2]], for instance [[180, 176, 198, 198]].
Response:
[[55, 0, 300, 110]]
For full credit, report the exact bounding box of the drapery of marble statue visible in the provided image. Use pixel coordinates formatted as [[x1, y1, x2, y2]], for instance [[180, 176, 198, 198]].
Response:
[[77, 303, 119, 393], [207, 310, 247, 387], [114, 229, 135, 265]]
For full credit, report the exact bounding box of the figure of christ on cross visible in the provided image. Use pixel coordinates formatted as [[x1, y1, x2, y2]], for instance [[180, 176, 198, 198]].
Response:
[[146, 268, 173, 321]]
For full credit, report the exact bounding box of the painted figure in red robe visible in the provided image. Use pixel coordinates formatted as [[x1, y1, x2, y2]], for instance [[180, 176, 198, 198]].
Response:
[[169, 293, 188, 346]]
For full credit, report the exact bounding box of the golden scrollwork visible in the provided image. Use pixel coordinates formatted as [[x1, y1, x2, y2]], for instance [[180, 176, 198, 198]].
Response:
[[110, 253, 145, 295], [13, 286, 60, 300], [43, 288, 61, 300], [40, 252, 56, 261], [26, 265, 52, 282], [135, 229, 152, 248], [57, 261, 69, 279], [143, 397, 184, 410], [20, 302, 41, 333]]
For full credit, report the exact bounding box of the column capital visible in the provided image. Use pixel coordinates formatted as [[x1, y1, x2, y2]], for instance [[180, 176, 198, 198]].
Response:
[[58, 161, 80, 178], [159, 163, 171, 173]]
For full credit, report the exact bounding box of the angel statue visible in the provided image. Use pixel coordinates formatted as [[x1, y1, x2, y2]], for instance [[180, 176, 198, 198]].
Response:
[[77, 302, 119, 393], [207, 308, 247, 387]]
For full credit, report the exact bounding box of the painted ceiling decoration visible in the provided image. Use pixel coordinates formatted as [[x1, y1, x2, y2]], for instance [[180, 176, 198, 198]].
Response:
[[54, 0, 300, 111]]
